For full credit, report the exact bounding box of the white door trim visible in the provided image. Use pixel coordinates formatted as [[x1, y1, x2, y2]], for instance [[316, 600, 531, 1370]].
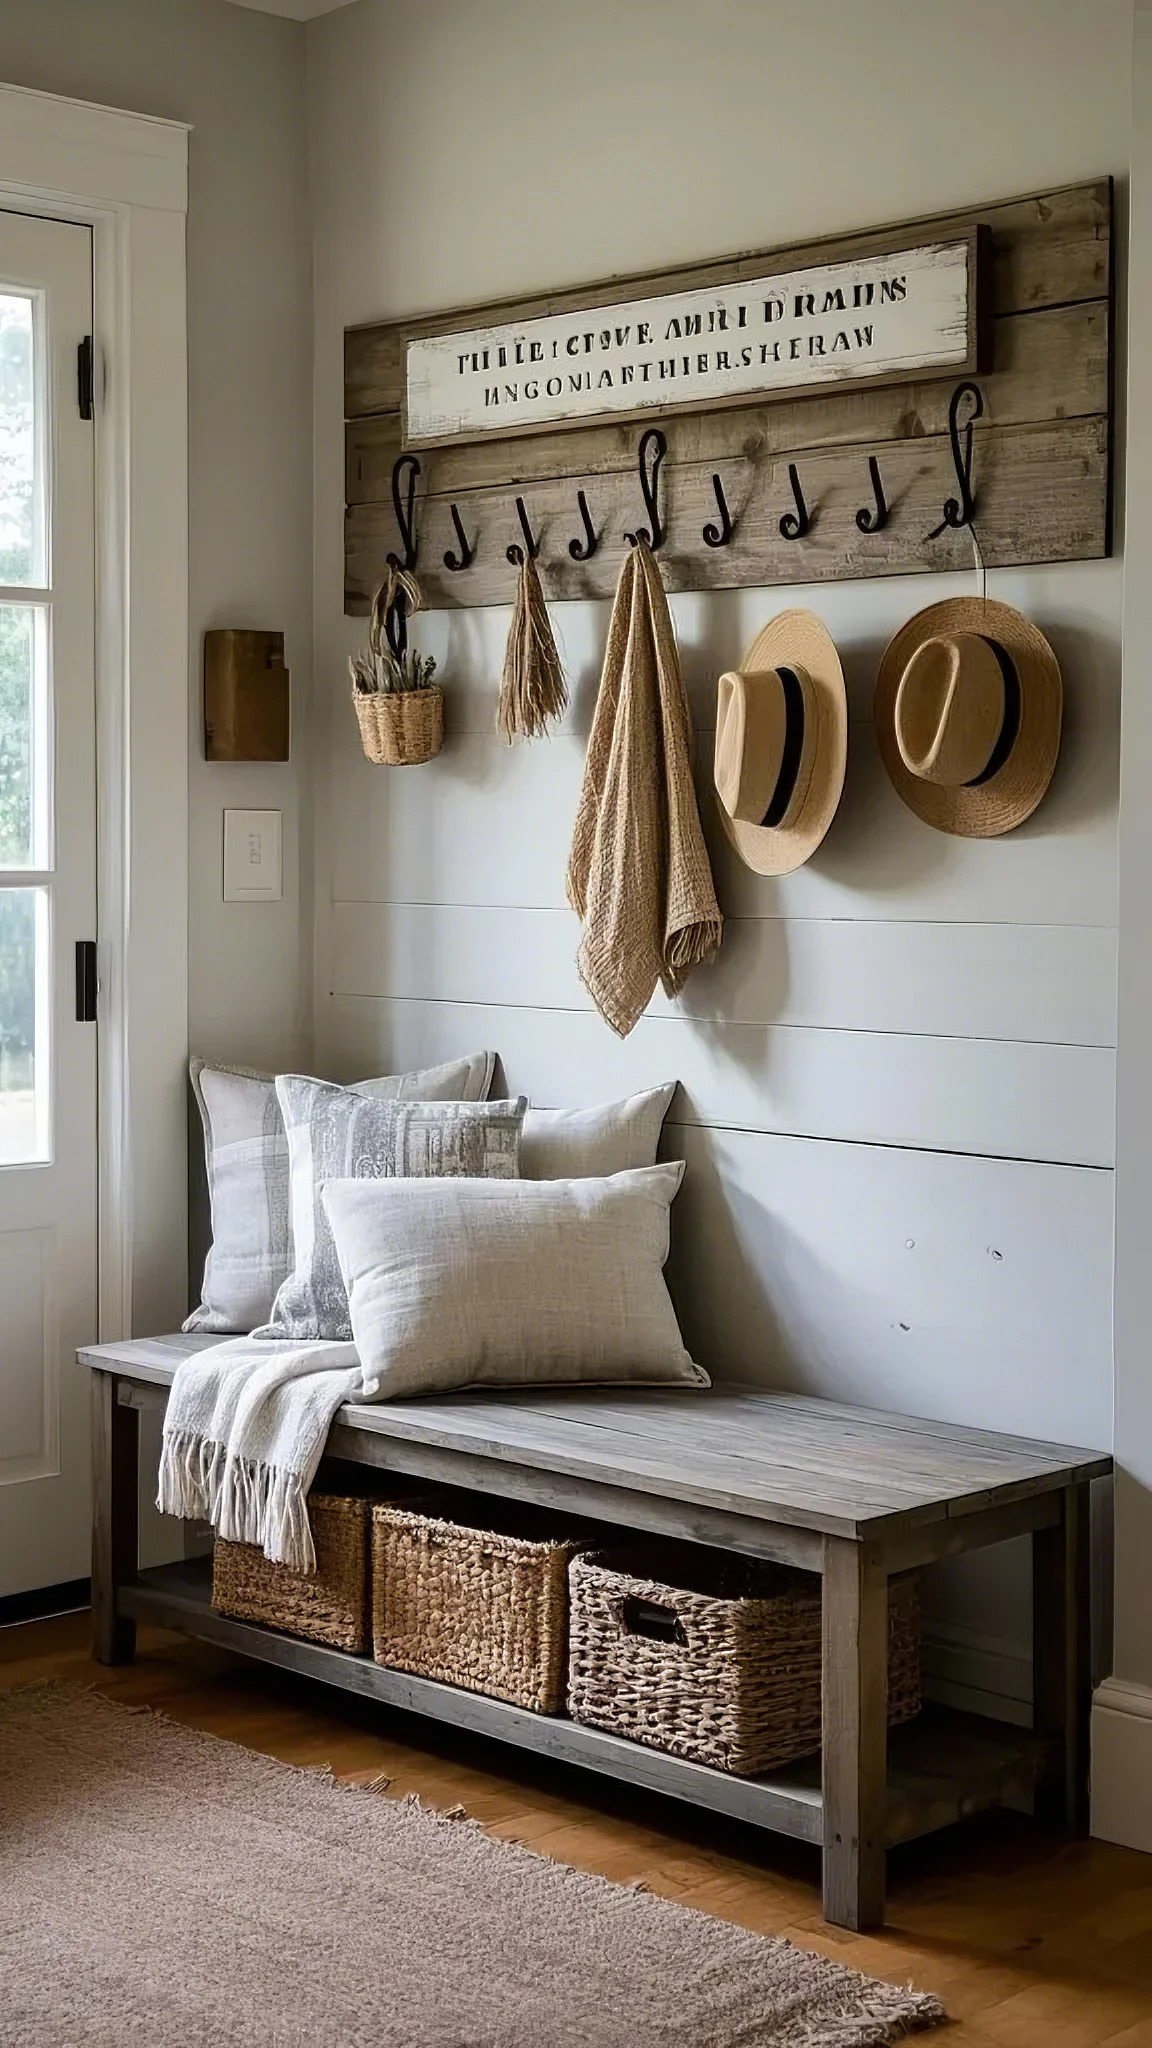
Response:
[[0, 81, 190, 1343]]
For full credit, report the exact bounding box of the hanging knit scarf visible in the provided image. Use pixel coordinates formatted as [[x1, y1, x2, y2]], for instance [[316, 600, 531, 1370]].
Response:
[[497, 550, 568, 740]]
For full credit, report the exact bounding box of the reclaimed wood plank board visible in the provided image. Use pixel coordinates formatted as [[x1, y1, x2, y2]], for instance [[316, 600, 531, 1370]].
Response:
[[345, 416, 1107, 611], [344, 181, 1110, 609]]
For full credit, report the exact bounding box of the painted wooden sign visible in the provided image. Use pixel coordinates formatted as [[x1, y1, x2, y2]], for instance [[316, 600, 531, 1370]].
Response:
[[403, 234, 984, 447]]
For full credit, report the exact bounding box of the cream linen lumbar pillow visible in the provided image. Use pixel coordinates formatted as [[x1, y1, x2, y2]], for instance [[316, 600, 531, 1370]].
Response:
[[186, 1051, 498, 1336], [520, 1083, 676, 1179], [257, 1081, 526, 1344], [322, 1161, 708, 1400]]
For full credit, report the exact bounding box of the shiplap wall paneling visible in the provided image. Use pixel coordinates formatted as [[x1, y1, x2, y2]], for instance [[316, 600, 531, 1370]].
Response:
[[330, 902, 1116, 1047], [324, 992, 1114, 1170]]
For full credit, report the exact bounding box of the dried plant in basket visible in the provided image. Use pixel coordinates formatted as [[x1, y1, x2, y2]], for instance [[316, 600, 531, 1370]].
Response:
[[350, 565, 444, 766]]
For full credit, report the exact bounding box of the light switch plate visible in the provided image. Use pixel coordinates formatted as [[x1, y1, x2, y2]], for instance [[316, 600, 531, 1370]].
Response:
[[223, 808, 283, 901]]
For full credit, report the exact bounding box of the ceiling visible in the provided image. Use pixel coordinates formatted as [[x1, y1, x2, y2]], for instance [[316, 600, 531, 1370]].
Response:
[[223, 0, 357, 20]]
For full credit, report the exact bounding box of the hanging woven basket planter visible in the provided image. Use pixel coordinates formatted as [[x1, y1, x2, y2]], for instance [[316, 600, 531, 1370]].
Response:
[[350, 564, 444, 767], [354, 683, 444, 766]]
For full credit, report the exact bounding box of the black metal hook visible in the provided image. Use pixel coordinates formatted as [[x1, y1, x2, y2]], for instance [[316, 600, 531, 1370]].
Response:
[[624, 427, 667, 551], [386, 452, 420, 571], [568, 488, 599, 562], [855, 455, 889, 535], [927, 381, 983, 540], [779, 462, 810, 541], [443, 502, 475, 573], [702, 472, 734, 550], [506, 497, 541, 568]]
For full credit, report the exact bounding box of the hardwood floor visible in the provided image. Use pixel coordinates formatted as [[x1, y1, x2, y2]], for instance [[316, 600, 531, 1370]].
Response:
[[4, 1609, 1152, 2045]]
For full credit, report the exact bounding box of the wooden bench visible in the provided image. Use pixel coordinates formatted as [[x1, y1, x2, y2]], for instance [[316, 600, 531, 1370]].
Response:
[[82, 1332, 1111, 1931]]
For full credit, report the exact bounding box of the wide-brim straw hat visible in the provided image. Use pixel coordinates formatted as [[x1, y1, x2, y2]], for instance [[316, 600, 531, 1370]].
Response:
[[713, 610, 847, 878], [875, 597, 1062, 838]]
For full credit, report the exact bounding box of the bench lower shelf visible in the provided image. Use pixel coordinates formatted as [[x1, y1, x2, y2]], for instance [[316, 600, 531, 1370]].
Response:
[[122, 1559, 1046, 1852]]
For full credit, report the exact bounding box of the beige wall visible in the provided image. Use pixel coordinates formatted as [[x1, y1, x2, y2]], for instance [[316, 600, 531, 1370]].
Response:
[[0, 0, 314, 1075], [308, 0, 1131, 1718]]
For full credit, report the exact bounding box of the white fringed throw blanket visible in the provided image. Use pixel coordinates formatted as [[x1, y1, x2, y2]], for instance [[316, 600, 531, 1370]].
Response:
[[157, 1337, 364, 1573]]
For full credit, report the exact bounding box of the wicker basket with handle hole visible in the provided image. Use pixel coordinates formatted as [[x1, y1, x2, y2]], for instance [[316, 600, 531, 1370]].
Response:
[[567, 1545, 921, 1776]]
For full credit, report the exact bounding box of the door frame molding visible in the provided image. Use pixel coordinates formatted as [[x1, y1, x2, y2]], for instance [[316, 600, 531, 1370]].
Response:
[[0, 81, 190, 1341]]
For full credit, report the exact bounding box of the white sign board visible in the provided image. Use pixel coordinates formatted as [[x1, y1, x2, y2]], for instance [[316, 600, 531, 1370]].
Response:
[[404, 236, 979, 447]]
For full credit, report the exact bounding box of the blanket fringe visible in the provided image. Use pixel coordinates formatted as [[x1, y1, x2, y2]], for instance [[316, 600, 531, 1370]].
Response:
[[157, 1430, 316, 1574]]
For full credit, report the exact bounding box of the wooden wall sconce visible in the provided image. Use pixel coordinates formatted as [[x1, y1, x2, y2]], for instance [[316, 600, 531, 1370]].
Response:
[[203, 629, 290, 762]]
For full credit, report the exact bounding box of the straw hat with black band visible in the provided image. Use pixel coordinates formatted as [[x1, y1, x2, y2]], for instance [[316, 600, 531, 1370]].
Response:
[[875, 597, 1062, 838], [713, 610, 847, 877]]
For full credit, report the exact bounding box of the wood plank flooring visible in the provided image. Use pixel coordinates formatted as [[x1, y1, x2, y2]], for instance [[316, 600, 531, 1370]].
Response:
[[4, 1609, 1152, 2045]]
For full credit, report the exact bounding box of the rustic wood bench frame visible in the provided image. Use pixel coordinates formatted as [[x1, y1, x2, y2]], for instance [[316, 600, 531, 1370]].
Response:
[[84, 1337, 1109, 1932]]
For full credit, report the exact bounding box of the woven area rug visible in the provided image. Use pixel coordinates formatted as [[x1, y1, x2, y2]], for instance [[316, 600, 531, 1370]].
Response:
[[1, 1683, 944, 2048]]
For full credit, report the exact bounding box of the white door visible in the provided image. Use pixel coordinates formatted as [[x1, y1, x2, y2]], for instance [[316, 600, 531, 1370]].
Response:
[[0, 210, 97, 1600]]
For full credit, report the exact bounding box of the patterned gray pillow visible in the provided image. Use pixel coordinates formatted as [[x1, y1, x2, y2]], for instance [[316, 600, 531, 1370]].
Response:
[[256, 1078, 526, 1343], [185, 1051, 497, 1335]]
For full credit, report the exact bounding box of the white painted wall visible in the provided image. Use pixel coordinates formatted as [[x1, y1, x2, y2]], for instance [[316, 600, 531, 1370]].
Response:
[[307, 0, 1131, 1708], [0, 0, 314, 1077], [1093, 0, 1152, 1854]]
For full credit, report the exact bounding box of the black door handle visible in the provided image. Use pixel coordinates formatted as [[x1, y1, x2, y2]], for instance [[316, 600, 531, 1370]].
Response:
[[75, 940, 97, 1023]]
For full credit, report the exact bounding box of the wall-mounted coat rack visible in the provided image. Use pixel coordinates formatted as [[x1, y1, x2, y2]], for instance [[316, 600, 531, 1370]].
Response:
[[344, 180, 1112, 614], [375, 387, 995, 594]]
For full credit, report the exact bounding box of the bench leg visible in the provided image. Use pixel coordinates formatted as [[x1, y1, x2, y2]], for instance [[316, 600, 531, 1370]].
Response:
[[821, 1537, 888, 1930], [1033, 1480, 1091, 1833], [91, 1372, 139, 1665]]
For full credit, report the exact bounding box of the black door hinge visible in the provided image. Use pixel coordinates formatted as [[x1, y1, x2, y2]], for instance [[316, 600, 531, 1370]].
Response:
[[75, 941, 97, 1023], [77, 335, 94, 421]]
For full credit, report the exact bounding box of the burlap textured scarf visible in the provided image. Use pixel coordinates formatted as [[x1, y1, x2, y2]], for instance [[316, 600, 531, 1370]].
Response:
[[567, 543, 722, 1037]]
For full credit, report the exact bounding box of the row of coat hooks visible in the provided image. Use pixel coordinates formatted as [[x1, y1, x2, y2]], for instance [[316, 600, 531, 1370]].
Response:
[[383, 380, 984, 581]]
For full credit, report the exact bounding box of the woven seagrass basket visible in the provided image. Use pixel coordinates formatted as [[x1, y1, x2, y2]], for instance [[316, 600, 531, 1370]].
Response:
[[372, 1496, 581, 1713], [213, 1492, 372, 1653], [353, 684, 443, 766], [568, 1546, 921, 1776]]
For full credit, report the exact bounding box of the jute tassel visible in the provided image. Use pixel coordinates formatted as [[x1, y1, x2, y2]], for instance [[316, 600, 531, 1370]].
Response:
[[497, 552, 568, 741]]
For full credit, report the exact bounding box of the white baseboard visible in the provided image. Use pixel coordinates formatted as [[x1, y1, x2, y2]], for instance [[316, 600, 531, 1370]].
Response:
[[921, 1619, 1032, 1728], [1092, 1677, 1152, 1851]]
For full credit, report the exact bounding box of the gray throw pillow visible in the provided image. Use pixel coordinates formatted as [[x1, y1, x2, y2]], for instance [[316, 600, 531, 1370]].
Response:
[[257, 1079, 526, 1343], [322, 1162, 708, 1399], [185, 1051, 496, 1335], [520, 1083, 676, 1178]]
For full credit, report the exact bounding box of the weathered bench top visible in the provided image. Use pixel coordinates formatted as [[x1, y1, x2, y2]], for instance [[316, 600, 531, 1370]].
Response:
[[80, 1331, 1111, 1547]]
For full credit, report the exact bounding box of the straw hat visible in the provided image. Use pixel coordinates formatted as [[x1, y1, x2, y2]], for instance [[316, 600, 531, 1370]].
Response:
[[713, 610, 847, 877], [875, 597, 1062, 837]]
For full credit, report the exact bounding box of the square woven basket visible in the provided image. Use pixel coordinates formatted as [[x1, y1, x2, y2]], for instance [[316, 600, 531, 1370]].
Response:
[[213, 1492, 373, 1654], [372, 1496, 583, 1713], [567, 1545, 921, 1776]]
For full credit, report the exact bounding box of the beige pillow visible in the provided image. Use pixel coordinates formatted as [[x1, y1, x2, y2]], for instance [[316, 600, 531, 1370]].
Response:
[[322, 1162, 707, 1400], [520, 1083, 676, 1179]]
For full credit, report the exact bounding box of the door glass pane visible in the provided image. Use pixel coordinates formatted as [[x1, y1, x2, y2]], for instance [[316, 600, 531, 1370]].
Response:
[[0, 886, 46, 1165], [0, 605, 46, 868], [0, 293, 40, 587]]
